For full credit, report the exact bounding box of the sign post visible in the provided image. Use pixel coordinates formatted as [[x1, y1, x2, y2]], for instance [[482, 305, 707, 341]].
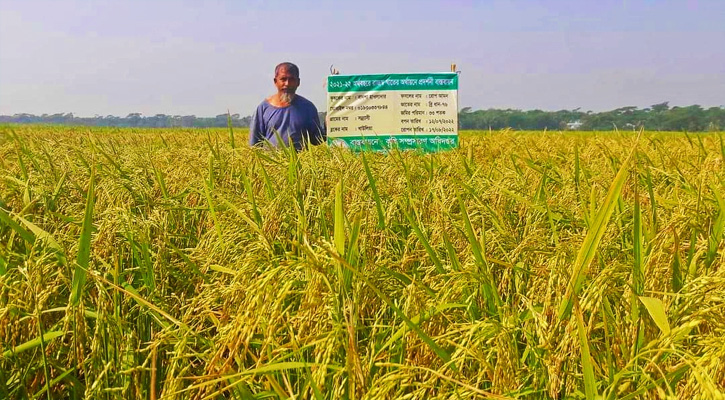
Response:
[[326, 73, 458, 152]]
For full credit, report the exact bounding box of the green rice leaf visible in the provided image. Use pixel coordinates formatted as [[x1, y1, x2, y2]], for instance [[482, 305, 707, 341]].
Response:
[[334, 179, 345, 256], [671, 230, 683, 292], [1, 331, 64, 359], [0, 207, 35, 244], [706, 185, 724, 270], [239, 167, 262, 226], [378, 303, 466, 354], [558, 136, 638, 320], [227, 109, 236, 149], [574, 297, 598, 400], [401, 202, 444, 274], [361, 152, 386, 230], [14, 214, 64, 256], [638, 296, 670, 336], [70, 168, 95, 306], [183, 362, 342, 399], [202, 182, 223, 244]]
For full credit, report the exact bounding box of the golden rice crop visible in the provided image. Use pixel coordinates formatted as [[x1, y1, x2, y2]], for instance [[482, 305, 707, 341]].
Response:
[[0, 126, 724, 399]]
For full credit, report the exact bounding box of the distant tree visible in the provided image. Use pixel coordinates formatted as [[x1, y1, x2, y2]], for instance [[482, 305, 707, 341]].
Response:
[[651, 102, 670, 113], [706, 107, 725, 131]]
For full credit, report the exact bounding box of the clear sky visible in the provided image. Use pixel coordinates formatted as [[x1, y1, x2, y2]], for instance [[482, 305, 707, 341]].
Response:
[[1, 0, 723, 117]]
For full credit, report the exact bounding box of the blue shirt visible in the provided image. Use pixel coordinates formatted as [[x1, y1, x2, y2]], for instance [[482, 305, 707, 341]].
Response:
[[249, 95, 326, 150]]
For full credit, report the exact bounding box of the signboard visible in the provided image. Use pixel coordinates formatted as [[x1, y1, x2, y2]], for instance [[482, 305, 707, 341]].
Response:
[[326, 73, 458, 151]]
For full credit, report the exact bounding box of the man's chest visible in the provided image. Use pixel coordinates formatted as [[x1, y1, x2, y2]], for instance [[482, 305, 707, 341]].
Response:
[[264, 107, 310, 130]]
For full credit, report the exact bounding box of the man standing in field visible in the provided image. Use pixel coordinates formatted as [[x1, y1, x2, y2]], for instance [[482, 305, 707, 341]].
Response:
[[249, 62, 326, 150]]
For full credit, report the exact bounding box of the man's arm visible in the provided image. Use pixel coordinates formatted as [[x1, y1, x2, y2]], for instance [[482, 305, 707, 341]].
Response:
[[249, 105, 266, 146], [308, 104, 326, 146]]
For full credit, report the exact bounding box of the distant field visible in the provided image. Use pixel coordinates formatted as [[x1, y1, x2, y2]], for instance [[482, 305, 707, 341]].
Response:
[[1, 126, 724, 399]]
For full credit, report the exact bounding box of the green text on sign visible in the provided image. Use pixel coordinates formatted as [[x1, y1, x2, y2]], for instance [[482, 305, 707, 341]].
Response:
[[328, 73, 458, 93], [328, 135, 458, 152]]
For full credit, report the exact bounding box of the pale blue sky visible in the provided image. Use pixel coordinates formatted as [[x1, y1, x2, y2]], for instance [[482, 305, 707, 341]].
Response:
[[1, 0, 723, 117]]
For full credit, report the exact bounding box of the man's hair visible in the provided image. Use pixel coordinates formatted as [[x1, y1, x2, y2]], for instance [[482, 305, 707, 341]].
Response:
[[274, 62, 299, 78]]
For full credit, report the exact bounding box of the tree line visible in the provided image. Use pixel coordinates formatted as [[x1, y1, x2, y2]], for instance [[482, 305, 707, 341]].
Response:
[[2, 103, 724, 131], [458, 103, 725, 131], [0, 113, 251, 128]]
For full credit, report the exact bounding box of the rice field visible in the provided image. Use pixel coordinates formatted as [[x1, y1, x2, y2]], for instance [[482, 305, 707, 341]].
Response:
[[1, 126, 724, 399]]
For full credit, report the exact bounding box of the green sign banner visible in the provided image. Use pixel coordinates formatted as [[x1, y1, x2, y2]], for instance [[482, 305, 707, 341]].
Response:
[[328, 73, 458, 92], [326, 73, 458, 153], [329, 134, 458, 152]]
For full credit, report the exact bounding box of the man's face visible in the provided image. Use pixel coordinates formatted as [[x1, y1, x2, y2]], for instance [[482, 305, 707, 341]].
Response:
[[274, 68, 300, 95]]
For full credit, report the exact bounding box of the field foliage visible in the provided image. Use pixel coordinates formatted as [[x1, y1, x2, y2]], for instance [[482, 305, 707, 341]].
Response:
[[1, 126, 724, 399]]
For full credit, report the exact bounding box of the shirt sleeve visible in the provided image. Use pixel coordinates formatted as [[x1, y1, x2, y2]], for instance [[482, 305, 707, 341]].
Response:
[[307, 103, 326, 146], [249, 105, 266, 146]]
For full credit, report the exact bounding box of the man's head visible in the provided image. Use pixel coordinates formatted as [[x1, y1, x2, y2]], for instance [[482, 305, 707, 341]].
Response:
[[274, 62, 300, 103]]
